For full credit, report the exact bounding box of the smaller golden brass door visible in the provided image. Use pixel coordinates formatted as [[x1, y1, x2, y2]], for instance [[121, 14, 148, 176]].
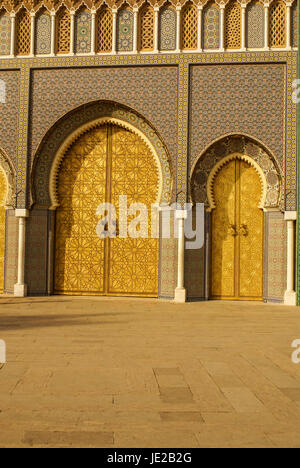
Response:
[[211, 159, 264, 301]]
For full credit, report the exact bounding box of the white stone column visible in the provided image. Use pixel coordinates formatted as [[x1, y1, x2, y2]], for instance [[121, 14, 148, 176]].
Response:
[[112, 8, 118, 54], [9, 13, 15, 57], [176, 6, 181, 53], [50, 10, 56, 56], [197, 5, 203, 52], [14, 209, 29, 298], [241, 3, 247, 51], [30, 12, 35, 56], [264, 3, 269, 50], [133, 7, 138, 53], [220, 5, 225, 51], [154, 6, 159, 53], [70, 10, 75, 55], [174, 210, 187, 303], [91, 9, 96, 54], [286, 2, 292, 50], [284, 211, 297, 305]]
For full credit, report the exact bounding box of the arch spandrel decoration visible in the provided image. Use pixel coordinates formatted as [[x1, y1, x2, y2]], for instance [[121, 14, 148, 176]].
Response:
[[0, 147, 15, 208], [191, 135, 282, 211], [32, 101, 173, 208]]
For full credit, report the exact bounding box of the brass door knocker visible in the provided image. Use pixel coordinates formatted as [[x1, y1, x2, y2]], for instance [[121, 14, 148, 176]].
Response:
[[240, 224, 248, 237], [228, 224, 238, 237]]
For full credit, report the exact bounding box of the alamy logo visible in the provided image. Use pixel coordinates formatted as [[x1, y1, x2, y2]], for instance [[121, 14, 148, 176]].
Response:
[[0, 339, 6, 364], [291, 339, 300, 364], [96, 197, 205, 250], [0, 80, 6, 104]]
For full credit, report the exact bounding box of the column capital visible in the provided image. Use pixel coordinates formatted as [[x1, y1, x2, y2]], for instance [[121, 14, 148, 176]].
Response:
[[15, 209, 29, 218], [112, 8, 118, 14], [176, 5, 182, 11], [284, 211, 297, 221], [30, 11, 36, 18], [50, 9, 56, 16], [10, 12, 16, 18]]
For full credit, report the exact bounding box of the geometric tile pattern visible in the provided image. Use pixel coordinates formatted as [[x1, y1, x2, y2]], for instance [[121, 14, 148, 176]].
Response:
[[0, 51, 297, 213], [25, 209, 48, 295], [75, 9, 91, 54], [0, 70, 19, 165], [203, 3, 220, 50], [159, 7, 176, 51], [4, 209, 18, 293], [0, 11, 10, 56], [247, 2, 264, 49], [35, 11, 51, 55], [117, 8, 134, 52], [190, 63, 285, 171], [264, 211, 287, 301], [159, 211, 177, 298], [29, 66, 178, 171], [184, 210, 207, 299], [17, 66, 30, 206]]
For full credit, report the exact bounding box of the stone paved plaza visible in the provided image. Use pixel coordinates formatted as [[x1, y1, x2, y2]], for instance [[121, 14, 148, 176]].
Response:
[[0, 297, 300, 448]]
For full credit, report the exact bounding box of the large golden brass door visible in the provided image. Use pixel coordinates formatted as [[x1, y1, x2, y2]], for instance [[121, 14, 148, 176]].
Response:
[[54, 124, 159, 296], [0, 168, 7, 293], [211, 159, 264, 300]]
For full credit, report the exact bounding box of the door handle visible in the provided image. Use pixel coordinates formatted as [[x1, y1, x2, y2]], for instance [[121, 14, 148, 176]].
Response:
[[228, 224, 238, 237], [112, 220, 119, 237], [100, 220, 119, 237], [240, 224, 248, 236]]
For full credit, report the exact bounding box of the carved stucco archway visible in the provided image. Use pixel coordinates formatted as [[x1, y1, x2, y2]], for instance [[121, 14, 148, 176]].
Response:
[[207, 153, 267, 211], [49, 117, 165, 209], [32, 100, 173, 208], [190, 135, 283, 211], [0, 147, 16, 208]]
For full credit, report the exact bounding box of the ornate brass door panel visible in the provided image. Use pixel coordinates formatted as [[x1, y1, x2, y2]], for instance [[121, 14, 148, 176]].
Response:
[[55, 127, 107, 295], [108, 126, 159, 296], [0, 169, 7, 293], [54, 124, 159, 296], [211, 160, 236, 299], [211, 159, 263, 300], [238, 160, 264, 300]]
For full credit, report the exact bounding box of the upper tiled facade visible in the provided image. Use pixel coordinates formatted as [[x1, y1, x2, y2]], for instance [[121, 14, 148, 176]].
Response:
[[0, 0, 298, 58]]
